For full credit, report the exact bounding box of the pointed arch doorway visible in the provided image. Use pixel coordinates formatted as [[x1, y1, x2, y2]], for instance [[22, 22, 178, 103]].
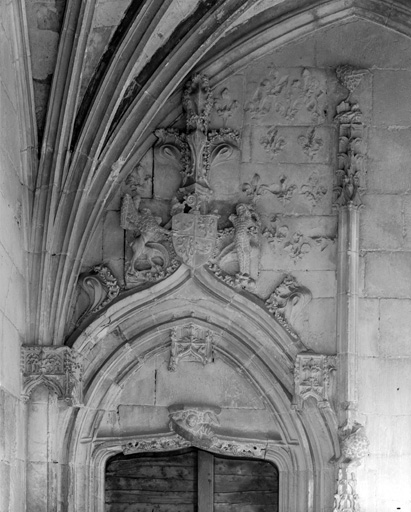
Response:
[[105, 447, 279, 512]]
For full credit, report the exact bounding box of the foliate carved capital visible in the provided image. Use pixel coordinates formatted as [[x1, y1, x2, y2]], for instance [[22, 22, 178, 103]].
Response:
[[168, 404, 221, 448], [294, 353, 336, 410], [168, 323, 216, 371], [21, 346, 82, 405]]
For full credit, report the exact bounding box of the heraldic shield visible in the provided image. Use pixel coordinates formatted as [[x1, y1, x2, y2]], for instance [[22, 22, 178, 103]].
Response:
[[172, 212, 219, 268]]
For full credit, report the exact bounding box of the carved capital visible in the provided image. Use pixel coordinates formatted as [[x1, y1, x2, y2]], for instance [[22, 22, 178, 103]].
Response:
[[168, 404, 221, 449], [168, 323, 216, 371], [339, 422, 369, 466], [21, 346, 82, 405], [294, 353, 336, 410]]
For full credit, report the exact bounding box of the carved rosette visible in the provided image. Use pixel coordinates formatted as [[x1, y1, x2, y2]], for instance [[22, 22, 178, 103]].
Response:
[[168, 323, 216, 371], [293, 353, 336, 410], [21, 346, 82, 405], [168, 404, 221, 448]]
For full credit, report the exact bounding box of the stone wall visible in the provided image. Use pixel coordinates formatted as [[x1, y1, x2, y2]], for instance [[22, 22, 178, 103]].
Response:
[[0, 2, 31, 511]]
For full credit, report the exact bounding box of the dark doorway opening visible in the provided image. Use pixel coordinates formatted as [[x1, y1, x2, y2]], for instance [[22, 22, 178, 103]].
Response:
[[105, 447, 279, 512]]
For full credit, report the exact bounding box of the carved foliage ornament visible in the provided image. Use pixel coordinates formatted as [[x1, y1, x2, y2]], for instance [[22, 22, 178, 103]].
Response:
[[123, 433, 266, 459], [334, 65, 368, 209], [293, 352, 336, 410], [168, 323, 216, 371], [168, 404, 221, 449], [21, 346, 82, 405]]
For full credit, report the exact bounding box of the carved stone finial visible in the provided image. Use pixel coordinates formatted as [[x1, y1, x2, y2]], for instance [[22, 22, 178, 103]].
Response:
[[265, 275, 312, 330], [168, 323, 215, 371], [293, 353, 336, 410], [21, 346, 82, 405], [168, 404, 221, 449]]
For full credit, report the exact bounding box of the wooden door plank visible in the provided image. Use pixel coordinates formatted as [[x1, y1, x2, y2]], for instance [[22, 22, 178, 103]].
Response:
[[198, 450, 214, 512]]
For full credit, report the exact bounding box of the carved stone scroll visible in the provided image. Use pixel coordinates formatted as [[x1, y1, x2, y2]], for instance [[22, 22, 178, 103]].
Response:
[[21, 346, 82, 405], [293, 353, 336, 410], [168, 404, 221, 448], [168, 323, 216, 371], [265, 275, 312, 333], [78, 264, 120, 321]]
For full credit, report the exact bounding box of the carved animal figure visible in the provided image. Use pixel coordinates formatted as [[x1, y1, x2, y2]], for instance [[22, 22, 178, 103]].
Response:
[[121, 194, 170, 274]]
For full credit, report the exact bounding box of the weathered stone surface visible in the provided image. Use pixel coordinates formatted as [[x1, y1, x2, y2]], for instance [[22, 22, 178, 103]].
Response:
[[303, 298, 336, 354], [364, 252, 411, 298], [379, 299, 411, 356], [372, 70, 411, 127], [357, 298, 379, 357], [361, 194, 403, 250]]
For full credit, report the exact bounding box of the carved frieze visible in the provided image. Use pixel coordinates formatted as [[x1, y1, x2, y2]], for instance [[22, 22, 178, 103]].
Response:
[[245, 68, 327, 124], [168, 323, 216, 371], [265, 275, 312, 332], [209, 203, 261, 292], [334, 65, 367, 209], [259, 126, 287, 157], [168, 404, 221, 448], [263, 221, 335, 261], [298, 126, 323, 159], [122, 432, 266, 459], [21, 346, 82, 405], [121, 193, 179, 288], [78, 264, 120, 321], [213, 87, 240, 126], [123, 435, 191, 455], [293, 352, 336, 410], [242, 174, 296, 205]]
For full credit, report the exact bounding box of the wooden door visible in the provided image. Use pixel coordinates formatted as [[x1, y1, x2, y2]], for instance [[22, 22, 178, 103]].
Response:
[[105, 448, 279, 512]]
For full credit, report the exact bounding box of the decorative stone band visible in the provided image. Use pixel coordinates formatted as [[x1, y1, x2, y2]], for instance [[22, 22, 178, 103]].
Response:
[[123, 432, 266, 459], [293, 353, 336, 410], [168, 323, 217, 371], [21, 345, 82, 405]]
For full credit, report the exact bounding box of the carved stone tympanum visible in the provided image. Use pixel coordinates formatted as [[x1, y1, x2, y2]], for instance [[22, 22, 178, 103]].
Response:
[[168, 323, 216, 371], [21, 346, 82, 405]]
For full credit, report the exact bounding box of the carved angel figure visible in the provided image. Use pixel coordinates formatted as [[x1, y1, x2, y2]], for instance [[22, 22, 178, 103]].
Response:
[[229, 203, 261, 284], [121, 194, 170, 275]]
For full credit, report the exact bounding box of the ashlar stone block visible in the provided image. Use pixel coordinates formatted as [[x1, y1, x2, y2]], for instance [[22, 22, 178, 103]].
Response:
[[379, 299, 411, 357], [364, 251, 411, 298]]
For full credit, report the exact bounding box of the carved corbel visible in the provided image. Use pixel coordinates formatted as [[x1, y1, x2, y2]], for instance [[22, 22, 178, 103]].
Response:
[[21, 346, 82, 405], [293, 352, 336, 410], [168, 404, 221, 449], [168, 323, 216, 371]]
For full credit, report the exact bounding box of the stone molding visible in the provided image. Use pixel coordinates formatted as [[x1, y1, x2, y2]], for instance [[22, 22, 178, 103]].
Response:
[[293, 352, 336, 410], [123, 432, 266, 459], [21, 345, 82, 405], [168, 323, 216, 371]]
